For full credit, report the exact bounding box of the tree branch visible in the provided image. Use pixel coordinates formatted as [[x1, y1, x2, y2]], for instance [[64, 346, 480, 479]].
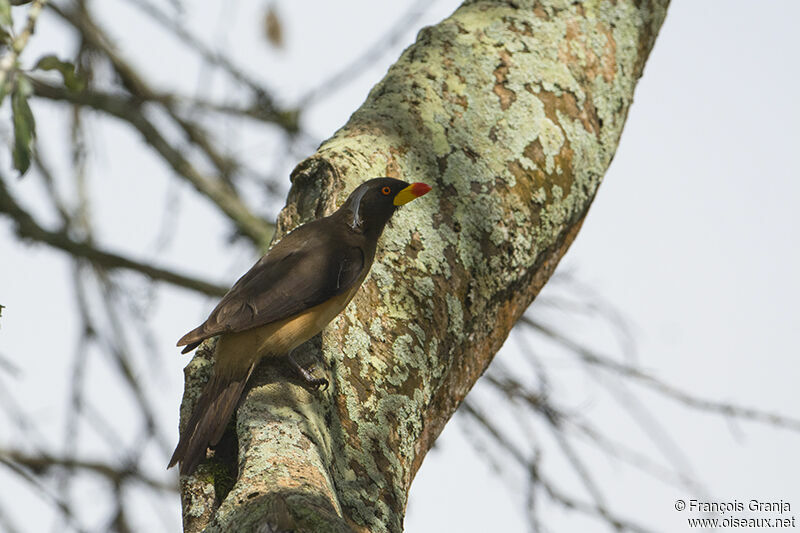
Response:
[[0, 0, 48, 87], [29, 78, 274, 247], [521, 317, 800, 432], [298, 0, 439, 107], [177, 1, 671, 531], [122, 0, 299, 132], [0, 176, 228, 296], [0, 448, 177, 492]]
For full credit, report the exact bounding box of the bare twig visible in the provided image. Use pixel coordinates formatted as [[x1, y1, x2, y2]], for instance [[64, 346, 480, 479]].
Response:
[[0, 456, 88, 533], [94, 270, 173, 455], [299, 0, 439, 106], [0, 0, 48, 87], [535, 473, 654, 533], [122, 0, 298, 131], [0, 448, 177, 492], [52, 1, 290, 190], [29, 78, 275, 246], [48, 2, 281, 241], [0, 175, 229, 296], [567, 417, 688, 489], [544, 408, 619, 532], [459, 400, 654, 533], [521, 317, 800, 432], [483, 367, 620, 532]]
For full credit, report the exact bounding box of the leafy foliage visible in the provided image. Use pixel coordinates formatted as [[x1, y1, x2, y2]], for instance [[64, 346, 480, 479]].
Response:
[[10, 76, 35, 176], [34, 55, 85, 92], [0, 0, 11, 28]]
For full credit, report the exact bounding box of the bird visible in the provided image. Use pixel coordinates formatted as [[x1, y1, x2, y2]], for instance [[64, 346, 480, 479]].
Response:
[[168, 177, 432, 475]]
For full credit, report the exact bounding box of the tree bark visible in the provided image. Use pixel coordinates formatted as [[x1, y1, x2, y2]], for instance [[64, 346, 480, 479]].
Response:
[[177, 1, 669, 531]]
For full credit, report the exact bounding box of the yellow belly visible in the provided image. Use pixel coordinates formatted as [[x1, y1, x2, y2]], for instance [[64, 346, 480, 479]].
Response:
[[214, 283, 361, 376]]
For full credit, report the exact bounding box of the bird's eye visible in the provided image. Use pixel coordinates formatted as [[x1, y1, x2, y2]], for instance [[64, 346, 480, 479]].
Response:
[[381, 186, 391, 195]]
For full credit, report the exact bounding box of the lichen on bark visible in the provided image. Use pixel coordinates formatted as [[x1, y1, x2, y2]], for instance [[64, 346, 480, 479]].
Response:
[[177, 1, 669, 531]]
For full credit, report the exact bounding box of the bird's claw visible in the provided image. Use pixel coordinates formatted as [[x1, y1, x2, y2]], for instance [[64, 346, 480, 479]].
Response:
[[309, 376, 329, 391], [298, 371, 329, 392], [287, 353, 329, 391]]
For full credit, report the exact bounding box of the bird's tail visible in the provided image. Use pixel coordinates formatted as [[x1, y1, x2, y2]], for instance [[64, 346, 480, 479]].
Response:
[[168, 362, 256, 476]]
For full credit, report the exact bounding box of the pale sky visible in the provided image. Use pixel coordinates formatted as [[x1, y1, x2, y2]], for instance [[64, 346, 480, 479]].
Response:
[[1, 1, 798, 532]]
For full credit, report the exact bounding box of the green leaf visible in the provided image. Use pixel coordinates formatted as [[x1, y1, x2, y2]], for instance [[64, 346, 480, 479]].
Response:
[[34, 55, 86, 92], [0, 0, 11, 28], [11, 78, 36, 176], [0, 79, 9, 106]]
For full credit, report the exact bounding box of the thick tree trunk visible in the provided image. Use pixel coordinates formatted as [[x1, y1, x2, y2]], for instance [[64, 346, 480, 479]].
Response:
[[177, 1, 669, 531]]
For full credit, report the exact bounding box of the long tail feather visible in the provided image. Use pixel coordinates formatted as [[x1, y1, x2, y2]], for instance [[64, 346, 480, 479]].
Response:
[[168, 363, 255, 475]]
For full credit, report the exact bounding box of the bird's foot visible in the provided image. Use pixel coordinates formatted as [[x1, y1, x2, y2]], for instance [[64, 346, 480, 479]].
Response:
[[287, 353, 329, 391]]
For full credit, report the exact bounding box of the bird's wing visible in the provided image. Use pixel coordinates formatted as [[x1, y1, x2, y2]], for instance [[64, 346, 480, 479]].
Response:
[[177, 223, 365, 347]]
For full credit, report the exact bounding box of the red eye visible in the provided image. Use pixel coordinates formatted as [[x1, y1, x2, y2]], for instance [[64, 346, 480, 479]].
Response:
[[381, 186, 391, 195]]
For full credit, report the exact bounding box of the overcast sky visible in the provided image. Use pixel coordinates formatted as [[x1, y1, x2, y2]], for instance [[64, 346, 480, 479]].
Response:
[[1, 1, 798, 532]]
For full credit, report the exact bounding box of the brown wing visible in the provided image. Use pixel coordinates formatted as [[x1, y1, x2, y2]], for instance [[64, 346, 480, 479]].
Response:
[[177, 219, 365, 350]]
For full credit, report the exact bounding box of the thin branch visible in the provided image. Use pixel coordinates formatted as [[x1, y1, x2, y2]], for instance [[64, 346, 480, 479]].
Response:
[[168, 94, 299, 127], [0, 353, 20, 376], [0, 372, 49, 446], [566, 417, 688, 489], [0, 0, 48, 87], [0, 456, 88, 533], [29, 78, 275, 246], [94, 271, 173, 455], [459, 400, 654, 533], [0, 448, 177, 492], [0, 176, 229, 296], [123, 0, 298, 131], [33, 150, 72, 225], [535, 473, 654, 533], [483, 368, 620, 532], [517, 316, 704, 496], [543, 408, 619, 532], [49, 2, 281, 240], [520, 317, 800, 432], [51, 1, 291, 192], [299, 0, 438, 107]]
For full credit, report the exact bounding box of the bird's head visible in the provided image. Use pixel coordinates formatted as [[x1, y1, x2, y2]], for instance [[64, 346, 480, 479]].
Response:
[[344, 177, 432, 233]]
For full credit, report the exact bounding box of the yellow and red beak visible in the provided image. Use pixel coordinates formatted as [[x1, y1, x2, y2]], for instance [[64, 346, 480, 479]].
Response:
[[393, 182, 432, 206]]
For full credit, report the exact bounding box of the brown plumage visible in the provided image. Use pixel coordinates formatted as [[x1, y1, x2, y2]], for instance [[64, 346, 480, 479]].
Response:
[[169, 178, 431, 475]]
